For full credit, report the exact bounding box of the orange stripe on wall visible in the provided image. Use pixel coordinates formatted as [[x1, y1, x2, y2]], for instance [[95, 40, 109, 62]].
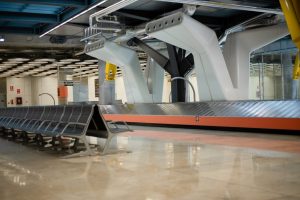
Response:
[[103, 114, 300, 131]]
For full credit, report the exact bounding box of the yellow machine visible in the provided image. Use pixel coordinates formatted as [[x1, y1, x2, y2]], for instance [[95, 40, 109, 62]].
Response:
[[105, 62, 117, 81], [280, 0, 300, 80]]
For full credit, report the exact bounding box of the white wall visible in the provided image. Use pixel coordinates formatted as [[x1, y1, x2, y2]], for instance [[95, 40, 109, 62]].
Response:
[[161, 74, 199, 103], [188, 75, 199, 102], [249, 76, 261, 100], [115, 76, 127, 103], [88, 76, 99, 102], [6, 77, 32, 107], [263, 76, 275, 100], [249, 76, 275, 100], [162, 75, 171, 103], [31, 77, 58, 106], [5, 76, 64, 106]]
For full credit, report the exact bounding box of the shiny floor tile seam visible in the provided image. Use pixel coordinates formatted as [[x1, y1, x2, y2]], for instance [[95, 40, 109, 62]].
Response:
[[2, 139, 297, 167], [125, 129, 300, 144], [128, 131, 300, 147], [271, 195, 300, 200], [124, 132, 300, 154], [2, 137, 300, 165], [174, 170, 300, 198], [102, 153, 259, 171], [194, 164, 300, 196], [2, 133, 300, 157], [124, 136, 300, 159], [131, 125, 300, 140]]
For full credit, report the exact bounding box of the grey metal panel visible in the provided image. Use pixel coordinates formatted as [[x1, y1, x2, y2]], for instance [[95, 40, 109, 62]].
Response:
[[99, 100, 300, 118]]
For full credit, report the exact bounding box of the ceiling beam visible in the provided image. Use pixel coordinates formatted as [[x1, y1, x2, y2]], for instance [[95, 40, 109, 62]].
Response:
[[0, 11, 58, 23], [0, 0, 87, 7]]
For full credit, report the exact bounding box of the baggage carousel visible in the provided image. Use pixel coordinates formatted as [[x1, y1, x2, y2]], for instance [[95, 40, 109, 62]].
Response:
[[100, 100, 300, 131]]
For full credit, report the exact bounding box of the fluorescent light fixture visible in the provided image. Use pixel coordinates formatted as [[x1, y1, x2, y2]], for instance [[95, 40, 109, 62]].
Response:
[[60, 59, 80, 62], [9, 58, 30, 61], [89, 64, 99, 67], [0, 38, 5, 42], [85, 59, 98, 62], [39, 0, 110, 38], [76, 62, 91, 65], [35, 58, 56, 62]]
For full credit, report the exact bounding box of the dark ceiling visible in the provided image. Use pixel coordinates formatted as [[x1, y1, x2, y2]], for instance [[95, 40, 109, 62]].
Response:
[[0, 0, 282, 36]]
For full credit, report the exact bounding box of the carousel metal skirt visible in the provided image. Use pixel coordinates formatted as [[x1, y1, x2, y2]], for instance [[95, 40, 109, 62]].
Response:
[[100, 100, 300, 131]]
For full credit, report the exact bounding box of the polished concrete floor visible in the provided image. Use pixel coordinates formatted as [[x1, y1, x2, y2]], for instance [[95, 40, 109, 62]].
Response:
[[1, 126, 300, 200]]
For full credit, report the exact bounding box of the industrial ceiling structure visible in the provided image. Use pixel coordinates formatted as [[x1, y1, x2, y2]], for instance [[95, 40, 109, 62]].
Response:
[[0, 0, 282, 35], [0, 0, 288, 78]]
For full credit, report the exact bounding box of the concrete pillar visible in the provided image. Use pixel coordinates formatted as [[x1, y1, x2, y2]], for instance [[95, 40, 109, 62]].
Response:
[[73, 77, 88, 102], [86, 39, 152, 103], [98, 60, 116, 105]]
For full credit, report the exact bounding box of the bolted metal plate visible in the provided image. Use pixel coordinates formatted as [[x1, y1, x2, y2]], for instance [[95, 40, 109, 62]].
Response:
[[84, 38, 105, 53], [145, 12, 184, 34]]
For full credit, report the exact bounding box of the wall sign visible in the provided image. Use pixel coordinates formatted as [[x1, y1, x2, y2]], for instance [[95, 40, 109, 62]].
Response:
[[63, 80, 74, 86]]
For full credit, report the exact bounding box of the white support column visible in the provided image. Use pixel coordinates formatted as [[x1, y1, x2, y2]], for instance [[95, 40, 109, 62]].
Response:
[[223, 23, 289, 99], [86, 38, 152, 103], [146, 12, 289, 100], [146, 12, 236, 101]]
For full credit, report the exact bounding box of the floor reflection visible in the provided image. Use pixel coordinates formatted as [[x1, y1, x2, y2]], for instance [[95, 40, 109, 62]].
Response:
[[0, 126, 300, 200], [0, 157, 42, 188]]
